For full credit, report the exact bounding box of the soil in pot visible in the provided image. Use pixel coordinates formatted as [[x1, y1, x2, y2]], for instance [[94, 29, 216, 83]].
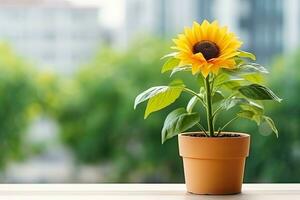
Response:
[[185, 133, 241, 138]]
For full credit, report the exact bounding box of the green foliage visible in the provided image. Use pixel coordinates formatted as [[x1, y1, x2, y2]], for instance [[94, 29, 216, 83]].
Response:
[[161, 57, 180, 73], [212, 91, 225, 104], [35, 70, 62, 116], [220, 97, 249, 111], [135, 48, 281, 141], [186, 96, 198, 113], [0, 43, 39, 168], [170, 66, 192, 77], [237, 50, 256, 60], [161, 108, 200, 144], [231, 63, 269, 74], [262, 116, 278, 137], [238, 84, 282, 102], [134, 80, 185, 118], [160, 52, 178, 60]]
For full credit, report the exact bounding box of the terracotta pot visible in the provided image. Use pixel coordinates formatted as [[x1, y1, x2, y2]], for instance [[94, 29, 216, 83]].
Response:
[[178, 132, 250, 195]]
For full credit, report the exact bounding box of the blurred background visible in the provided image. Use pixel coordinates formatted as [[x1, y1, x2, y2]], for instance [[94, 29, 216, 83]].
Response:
[[0, 0, 298, 183]]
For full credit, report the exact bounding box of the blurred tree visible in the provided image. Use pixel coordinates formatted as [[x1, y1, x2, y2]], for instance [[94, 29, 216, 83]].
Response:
[[0, 43, 38, 169], [35, 69, 62, 117]]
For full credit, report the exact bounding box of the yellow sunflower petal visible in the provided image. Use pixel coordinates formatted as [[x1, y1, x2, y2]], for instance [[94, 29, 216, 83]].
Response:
[[200, 64, 211, 78], [208, 21, 219, 41], [185, 27, 197, 45], [218, 51, 240, 60], [200, 20, 210, 40], [193, 21, 202, 41], [210, 65, 220, 74], [221, 59, 236, 69], [172, 20, 242, 76], [215, 26, 228, 44], [191, 64, 200, 75], [192, 52, 206, 61]]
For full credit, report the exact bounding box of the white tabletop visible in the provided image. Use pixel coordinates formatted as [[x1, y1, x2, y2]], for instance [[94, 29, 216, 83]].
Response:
[[0, 184, 299, 200]]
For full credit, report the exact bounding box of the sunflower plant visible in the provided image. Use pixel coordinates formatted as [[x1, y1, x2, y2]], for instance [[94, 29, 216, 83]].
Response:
[[134, 20, 281, 143]]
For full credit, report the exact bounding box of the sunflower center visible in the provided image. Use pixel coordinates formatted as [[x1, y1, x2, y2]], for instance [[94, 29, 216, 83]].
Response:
[[193, 40, 220, 60]]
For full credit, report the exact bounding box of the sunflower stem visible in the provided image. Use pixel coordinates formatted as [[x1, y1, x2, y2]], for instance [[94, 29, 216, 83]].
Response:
[[217, 116, 239, 136], [183, 88, 207, 108], [196, 122, 208, 136], [205, 75, 215, 137]]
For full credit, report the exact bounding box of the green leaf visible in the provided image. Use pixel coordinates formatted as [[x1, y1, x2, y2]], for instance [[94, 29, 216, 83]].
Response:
[[186, 87, 205, 112], [240, 103, 263, 124], [160, 52, 178, 60], [240, 101, 264, 115], [161, 57, 180, 73], [234, 100, 264, 125], [262, 116, 279, 137], [237, 50, 256, 60], [144, 82, 185, 118], [237, 111, 261, 125], [238, 84, 282, 102], [237, 110, 256, 120], [134, 80, 184, 110], [134, 86, 167, 109], [234, 57, 245, 65], [212, 91, 224, 104], [214, 73, 230, 86], [243, 73, 265, 84], [221, 63, 268, 84], [186, 96, 198, 113], [222, 80, 243, 90], [162, 108, 200, 143], [239, 63, 268, 74], [224, 63, 269, 76], [199, 87, 205, 99], [197, 74, 205, 86], [170, 66, 191, 77], [221, 97, 249, 110], [169, 79, 185, 86], [219, 97, 263, 122], [214, 73, 243, 88]]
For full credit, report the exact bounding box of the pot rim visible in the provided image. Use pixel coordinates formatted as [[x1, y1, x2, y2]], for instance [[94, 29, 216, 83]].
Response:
[[178, 132, 250, 158], [180, 132, 250, 140]]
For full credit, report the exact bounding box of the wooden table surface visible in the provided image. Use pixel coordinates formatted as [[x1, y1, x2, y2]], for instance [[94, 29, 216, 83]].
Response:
[[0, 184, 299, 200]]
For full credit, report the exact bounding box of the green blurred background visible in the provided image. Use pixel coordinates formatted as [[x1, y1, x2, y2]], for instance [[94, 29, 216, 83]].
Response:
[[0, 0, 299, 183]]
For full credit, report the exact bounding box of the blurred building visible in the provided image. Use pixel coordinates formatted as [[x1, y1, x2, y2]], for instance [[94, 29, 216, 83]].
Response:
[[239, 0, 284, 63], [124, 0, 214, 42], [122, 0, 300, 64], [283, 0, 300, 53], [0, 0, 101, 75], [237, 0, 300, 63]]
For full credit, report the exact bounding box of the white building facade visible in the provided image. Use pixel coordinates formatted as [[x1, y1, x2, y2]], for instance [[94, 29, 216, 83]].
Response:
[[0, 0, 101, 75]]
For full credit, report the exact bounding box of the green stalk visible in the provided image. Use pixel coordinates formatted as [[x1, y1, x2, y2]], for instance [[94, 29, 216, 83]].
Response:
[[183, 88, 206, 108], [217, 116, 239, 136], [196, 122, 208, 136], [205, 75, 215, 136]]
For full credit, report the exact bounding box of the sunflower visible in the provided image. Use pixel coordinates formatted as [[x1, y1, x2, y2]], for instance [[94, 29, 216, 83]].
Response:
[[172, 20, 242, 77]]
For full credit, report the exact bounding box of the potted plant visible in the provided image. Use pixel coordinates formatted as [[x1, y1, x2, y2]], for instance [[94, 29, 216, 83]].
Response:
[[134, 20, 281, 194]]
